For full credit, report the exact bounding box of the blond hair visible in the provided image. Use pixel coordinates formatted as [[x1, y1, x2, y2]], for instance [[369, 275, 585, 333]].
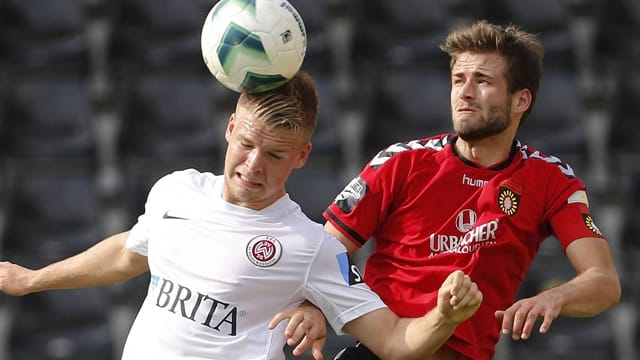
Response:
[[238, 71, 319, 141]]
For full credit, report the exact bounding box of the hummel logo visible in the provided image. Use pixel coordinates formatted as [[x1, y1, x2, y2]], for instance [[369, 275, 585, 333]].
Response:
[[162, 211, 189, 220]]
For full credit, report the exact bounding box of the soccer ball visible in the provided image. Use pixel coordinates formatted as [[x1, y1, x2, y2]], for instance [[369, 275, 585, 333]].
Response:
[[201, 0, 307, 93]]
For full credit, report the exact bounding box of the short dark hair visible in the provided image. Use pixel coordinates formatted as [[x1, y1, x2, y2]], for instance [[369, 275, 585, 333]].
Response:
[[440, 20, 544, 122]]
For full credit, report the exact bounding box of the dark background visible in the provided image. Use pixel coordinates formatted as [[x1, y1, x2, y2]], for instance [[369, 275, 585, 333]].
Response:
[[0, 0, 638, 359]]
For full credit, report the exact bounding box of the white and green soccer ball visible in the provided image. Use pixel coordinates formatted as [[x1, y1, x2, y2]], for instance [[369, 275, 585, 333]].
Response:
[[201, 0, 307, 93]]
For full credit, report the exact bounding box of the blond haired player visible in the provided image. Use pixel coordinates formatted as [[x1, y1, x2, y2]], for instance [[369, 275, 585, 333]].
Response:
[[0, 72, 482, 360]]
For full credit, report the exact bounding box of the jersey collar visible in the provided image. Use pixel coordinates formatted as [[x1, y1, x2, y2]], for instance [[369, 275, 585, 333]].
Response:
[[448, 136, 518, 170]]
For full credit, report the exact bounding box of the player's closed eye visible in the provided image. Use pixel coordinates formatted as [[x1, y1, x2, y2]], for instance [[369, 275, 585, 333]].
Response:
[[269, 152, 284, 160]]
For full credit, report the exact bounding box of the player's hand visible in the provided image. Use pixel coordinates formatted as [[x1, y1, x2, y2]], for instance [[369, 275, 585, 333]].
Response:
[[268, 301, 327, 360], [437, 270, 483, 323], [0, 261, 34, 296], [495, 292, 561, 340]]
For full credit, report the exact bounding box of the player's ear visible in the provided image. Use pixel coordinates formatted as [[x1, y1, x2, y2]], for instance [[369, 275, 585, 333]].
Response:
[[513, 88, 532, 114], [293, 142, 312, 169], [225, 113, 236, 142]]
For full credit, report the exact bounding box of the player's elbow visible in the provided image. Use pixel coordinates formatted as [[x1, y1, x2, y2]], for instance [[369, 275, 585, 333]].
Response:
[[589, 271, 621, 316], [604, 276, 622, 309], [602, 267, 622, 309]]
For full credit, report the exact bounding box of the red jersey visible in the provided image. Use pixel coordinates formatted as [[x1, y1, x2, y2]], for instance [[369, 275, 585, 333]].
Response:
[[323, 135, 605, 360]]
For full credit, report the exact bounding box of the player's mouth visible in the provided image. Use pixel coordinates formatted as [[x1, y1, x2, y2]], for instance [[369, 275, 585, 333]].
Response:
[[237, 173, 262, 188], [457, 105, 478, 113]]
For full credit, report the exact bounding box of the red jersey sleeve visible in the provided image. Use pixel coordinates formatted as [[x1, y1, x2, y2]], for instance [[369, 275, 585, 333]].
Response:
[[323, 147, 409, 248], [543, 162, 605, 249]]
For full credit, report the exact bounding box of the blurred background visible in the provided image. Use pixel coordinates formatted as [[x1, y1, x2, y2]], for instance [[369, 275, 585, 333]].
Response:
[[0, 0, 638, 359]]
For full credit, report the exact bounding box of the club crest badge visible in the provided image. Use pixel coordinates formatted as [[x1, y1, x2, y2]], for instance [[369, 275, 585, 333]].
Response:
[[498, 180, 522, 216], [246, 235, 282, 267]]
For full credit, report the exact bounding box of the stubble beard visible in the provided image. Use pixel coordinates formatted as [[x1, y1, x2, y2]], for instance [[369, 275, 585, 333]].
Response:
[[454, 101, 512, 141]]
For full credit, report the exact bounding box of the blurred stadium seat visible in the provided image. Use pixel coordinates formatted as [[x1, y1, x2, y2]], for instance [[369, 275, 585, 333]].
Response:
[[1, 70, 95, 160], [2, 171, 102, 265], [597, 0, 640, 170], [300, 65, 343, 161], [594, 0, 640, 64], [349, 0, 482, 67], [360, 63, 454, 157], [286, 162, 343, 223], [606, 65, 640, 169], [114, 68, 225, 160], [516, 67, 587, 167], [291, 0, 332, 64], [107, 0, 211, 66], [486, 0, 587, 67], [618, 170, 640, 356], [617, 169, 640, 279], [0, 0, 90, 69], [6, 289, 114, 360]]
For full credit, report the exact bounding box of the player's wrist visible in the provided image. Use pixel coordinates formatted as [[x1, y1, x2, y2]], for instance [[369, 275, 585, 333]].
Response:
[[432, 306, 462, 327], [28, 266, 53, 294]]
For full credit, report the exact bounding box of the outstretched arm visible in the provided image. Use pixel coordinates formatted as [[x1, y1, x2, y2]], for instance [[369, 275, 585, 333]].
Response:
[[496, 237, 621, 340], [0, 231, 148, 296], [343, 270, 482, 360]]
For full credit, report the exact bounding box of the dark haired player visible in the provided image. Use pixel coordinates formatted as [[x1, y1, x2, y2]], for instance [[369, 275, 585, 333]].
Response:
[[326, 21, 620, 360]]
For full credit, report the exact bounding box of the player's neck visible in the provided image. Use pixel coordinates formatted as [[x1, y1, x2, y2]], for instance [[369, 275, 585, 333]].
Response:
[[454, 133, 515, 169]]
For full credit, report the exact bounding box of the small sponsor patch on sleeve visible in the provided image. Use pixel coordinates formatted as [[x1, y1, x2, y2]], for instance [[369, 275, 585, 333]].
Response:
[[336, 252, 364, 285], [568, 190, 589, 206], [334, 177, 368, 213]]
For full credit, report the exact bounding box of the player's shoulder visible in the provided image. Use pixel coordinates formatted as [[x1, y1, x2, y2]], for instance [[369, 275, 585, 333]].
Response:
[[277, 206, 345, 254], [280, 201, 347, 247], [162, 168, 216, 183], [151, 168, 218, 194], [515, 141, 577, 179], [368, 134, 453, 169]]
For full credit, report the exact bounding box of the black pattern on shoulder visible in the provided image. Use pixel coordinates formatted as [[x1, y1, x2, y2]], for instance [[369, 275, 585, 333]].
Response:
[[517, 141, 575, 179], [368, 135, 451, 170]]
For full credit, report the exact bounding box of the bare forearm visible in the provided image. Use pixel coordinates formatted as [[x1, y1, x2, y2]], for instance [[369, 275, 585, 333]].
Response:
[[547, 267, 620, 317], [24, 232, 147, 293], [346, 271, 482, 360], [551, 237, 621, 317], [385, 312, 458, 360], [344, 309, 451, 360]]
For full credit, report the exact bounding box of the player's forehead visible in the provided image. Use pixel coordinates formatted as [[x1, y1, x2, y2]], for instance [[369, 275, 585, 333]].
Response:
[[233, 112, 301, 148], [452, 52, 507, 78]]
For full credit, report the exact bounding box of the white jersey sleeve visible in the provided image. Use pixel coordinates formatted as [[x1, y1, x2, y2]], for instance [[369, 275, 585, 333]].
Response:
[[126, 169, 200, 256], [305, 233, 387, 335]]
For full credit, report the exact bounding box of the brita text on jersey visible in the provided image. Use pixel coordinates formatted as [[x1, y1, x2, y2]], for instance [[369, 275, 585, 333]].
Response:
[[151, 274, 239, 336]]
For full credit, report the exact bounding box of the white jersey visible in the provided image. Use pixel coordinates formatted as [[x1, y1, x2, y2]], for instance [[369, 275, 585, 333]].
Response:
[[122, 169, 386, 360]]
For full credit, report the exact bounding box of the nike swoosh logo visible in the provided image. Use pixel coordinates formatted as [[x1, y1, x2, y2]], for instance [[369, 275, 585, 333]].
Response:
[[162, 211, 189, 220]]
